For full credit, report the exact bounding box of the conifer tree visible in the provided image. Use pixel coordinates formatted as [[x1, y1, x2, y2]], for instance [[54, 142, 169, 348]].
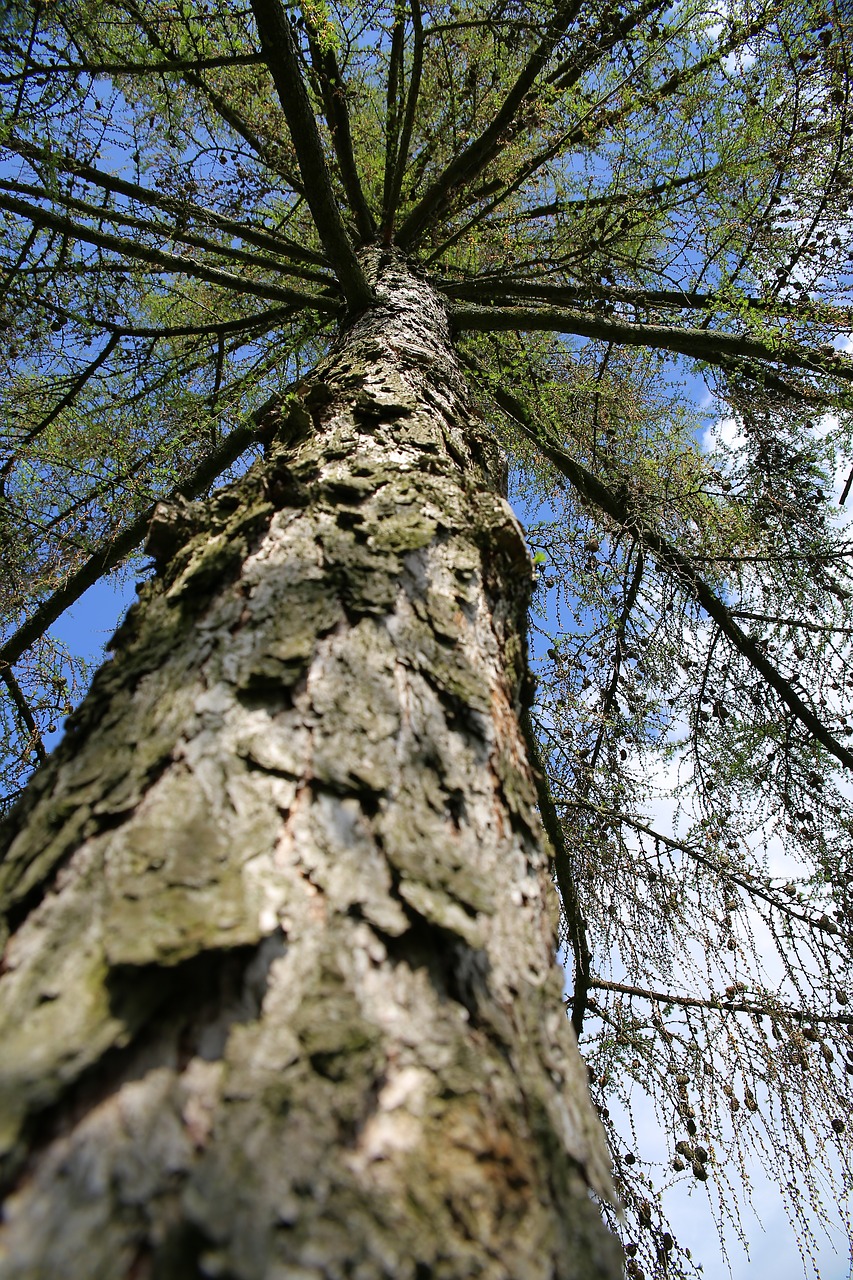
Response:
[[1, 2, 852, 1276]]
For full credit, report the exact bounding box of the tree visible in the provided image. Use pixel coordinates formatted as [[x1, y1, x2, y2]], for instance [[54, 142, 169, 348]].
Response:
[[0, 0, 851, 1276]]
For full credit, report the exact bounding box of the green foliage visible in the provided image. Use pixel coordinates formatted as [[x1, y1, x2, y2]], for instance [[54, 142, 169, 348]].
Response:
[[1, 0, 852, 1274]]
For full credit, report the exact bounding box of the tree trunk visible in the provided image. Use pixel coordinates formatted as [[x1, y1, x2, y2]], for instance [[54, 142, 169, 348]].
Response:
[[0, 253, 620, 1280]]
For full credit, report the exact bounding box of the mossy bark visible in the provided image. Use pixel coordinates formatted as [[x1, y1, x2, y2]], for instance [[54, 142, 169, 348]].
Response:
[[0, 254, 621, 1280]]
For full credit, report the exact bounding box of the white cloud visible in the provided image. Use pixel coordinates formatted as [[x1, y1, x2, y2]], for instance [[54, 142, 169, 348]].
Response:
[[702, 413, 746, 453]]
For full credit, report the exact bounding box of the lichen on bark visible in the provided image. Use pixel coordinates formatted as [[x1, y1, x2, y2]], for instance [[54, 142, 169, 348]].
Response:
[[0, 252, 621, 1280]]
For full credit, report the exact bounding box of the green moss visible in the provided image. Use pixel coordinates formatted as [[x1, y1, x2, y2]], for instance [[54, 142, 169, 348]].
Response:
[[368, 509, 437, 554]]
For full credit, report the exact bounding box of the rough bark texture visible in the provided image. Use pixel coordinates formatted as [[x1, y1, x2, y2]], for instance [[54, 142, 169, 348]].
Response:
[[0, 253, 620, 1280]]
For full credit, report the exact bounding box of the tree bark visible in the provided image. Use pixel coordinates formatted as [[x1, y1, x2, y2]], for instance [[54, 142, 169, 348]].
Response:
[[0, 253, 620, 1280]]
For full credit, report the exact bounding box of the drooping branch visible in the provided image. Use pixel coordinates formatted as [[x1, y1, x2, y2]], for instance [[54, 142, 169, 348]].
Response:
[[588, 546, 644, 774], [548, 544, 643, 1038], [0, 333, 119, 493], [463, 361, 853, 775], [0, 400, 274, 672], [250, 0, 375, 311], [452, 303, 853, 387], [560, 799, 838, 932], [840, 458, 853, 507], [520, 707, 592, 1039]]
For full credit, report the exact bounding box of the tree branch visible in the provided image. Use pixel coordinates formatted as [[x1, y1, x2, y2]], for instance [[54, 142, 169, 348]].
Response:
[[381, 9, 406, 234], [498, 163, 724, 221], [0, 177, 321, 282], [0, 224, 38, 303], [451, 303, 853, 386], [542, 545, 642, 1038], [122, 0, 306, 192], [520, 705, 592, 1039], [560, 799, 836, 931], [250, 0, 374, 311], [588, 545, 644, 773], [582, 978, 848, 1025], [396, 0, 584, 249], [0, 333, 119, 492], [441, 277, 853, 330], [0, 53, 265, 81], [0, 665, 46, 766], [99, 306, 297, 340], [3, 138, 329, 269], [382, 0, 424, 239], [424, 8, 768, 266], [728, 609, 853, 636], [304, 19, 376, 242]]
